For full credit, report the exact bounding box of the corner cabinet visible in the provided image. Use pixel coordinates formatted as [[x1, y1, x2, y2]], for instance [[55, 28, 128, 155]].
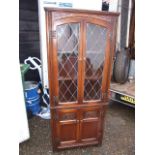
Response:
[[45, 8, 119, 151]]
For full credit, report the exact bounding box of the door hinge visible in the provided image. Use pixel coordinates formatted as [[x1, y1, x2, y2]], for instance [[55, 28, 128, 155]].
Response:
[[49, 30, 56, 39], [100, 110, 103, 118], [53, 96, 59, 106], [108, 33, 113, 42], [54, 110, 59, 120], [54, 114, 59, 120], [55, 137, 60, 143], [101, 92, 108, 100], [101, 93, 105, 100]]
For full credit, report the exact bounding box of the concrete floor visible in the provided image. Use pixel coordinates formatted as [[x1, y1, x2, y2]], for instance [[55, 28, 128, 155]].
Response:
[[19, 102, 135, 155]]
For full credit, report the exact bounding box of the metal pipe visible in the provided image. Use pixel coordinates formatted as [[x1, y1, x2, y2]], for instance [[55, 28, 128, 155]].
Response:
[[126, 0, 132, 47]]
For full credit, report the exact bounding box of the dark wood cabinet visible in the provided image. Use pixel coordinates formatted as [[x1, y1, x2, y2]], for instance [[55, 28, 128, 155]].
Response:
[[45, 8, 119, 151]]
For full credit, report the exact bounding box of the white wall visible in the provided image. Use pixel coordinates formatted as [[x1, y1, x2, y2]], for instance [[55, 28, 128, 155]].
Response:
[[19, 71, 30, 143]]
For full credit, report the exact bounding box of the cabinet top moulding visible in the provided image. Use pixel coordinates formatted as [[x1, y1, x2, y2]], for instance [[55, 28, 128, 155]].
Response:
[[44, 7, 119, 17]]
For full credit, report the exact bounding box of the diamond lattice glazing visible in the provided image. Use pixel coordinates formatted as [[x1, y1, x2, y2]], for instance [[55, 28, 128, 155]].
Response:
[[57, 23, 80, 102], [84, 23, 107, 100]]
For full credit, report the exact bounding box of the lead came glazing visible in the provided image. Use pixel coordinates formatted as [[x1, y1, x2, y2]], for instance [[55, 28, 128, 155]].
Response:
[[57, 23, 80, 102], [84, 23, 107, 101]]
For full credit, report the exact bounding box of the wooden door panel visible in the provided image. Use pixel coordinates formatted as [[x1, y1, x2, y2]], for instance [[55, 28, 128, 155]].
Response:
[[81, 120, 98, 142], [54, 109, 79, 147], [80, 107, 102, 143], [59, 121, 77, 144]]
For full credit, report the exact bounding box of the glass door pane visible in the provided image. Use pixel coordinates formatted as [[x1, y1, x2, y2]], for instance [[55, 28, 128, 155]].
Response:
[[84, 23, 107, 101], [56, 23, 80, 103]]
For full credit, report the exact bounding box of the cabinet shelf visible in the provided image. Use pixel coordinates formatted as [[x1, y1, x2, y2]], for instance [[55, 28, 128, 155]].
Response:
[[58, 77, 77, 81], [58, 77, 101, 81]]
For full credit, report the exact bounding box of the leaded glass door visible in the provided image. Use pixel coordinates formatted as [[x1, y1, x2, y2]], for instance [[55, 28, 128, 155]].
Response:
[[51, 20, 110, 106], [51, 20, 82, 106], [82, 21, 110, 104]]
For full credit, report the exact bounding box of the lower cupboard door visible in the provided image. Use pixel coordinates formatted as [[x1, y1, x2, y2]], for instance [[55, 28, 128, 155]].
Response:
[[80, 107, 102, 144], [53, 109, 79, 149]]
